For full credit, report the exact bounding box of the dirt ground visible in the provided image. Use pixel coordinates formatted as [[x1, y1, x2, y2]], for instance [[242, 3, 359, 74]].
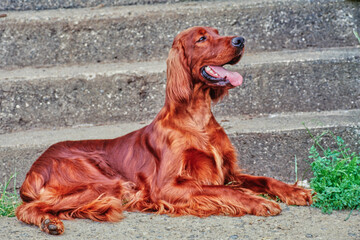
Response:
[[1, 204, 359, 240]]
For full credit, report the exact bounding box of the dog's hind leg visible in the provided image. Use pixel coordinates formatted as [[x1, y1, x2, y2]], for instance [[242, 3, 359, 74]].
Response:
[[16, 201, 65, 235], [16, 171, 125, 235]]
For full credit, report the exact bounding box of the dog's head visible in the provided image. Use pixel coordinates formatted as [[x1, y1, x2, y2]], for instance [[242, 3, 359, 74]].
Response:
[[166, 26, 245, 104]]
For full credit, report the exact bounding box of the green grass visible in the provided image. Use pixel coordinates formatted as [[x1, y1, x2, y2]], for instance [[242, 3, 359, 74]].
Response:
[[0, 173, 21, 217], [354, 29, 360, 43], [306, 129, 360, 214]]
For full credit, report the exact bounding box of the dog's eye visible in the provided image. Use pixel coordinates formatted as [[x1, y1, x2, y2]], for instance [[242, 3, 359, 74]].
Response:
[[196, 36, 207, 43]]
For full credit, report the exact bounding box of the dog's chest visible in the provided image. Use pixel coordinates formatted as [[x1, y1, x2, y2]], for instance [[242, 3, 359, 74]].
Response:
[[182, 145, 224, 185]]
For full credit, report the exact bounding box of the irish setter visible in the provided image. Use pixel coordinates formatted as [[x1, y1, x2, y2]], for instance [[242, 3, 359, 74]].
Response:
[[16, 26, 313, 235]]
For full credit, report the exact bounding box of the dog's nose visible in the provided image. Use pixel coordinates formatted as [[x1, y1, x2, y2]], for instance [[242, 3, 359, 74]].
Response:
[[231, 37, 245, 49]]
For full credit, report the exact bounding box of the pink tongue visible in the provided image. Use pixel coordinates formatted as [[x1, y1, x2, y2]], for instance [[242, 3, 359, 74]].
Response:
[[208, 66, 243, 86]]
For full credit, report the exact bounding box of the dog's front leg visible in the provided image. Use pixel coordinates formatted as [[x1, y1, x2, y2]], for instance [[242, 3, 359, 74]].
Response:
[[233, 174, 313, 206], [158, 177, 282, 217]]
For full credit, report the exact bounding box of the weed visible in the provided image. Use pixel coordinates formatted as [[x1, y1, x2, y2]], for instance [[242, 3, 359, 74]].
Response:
[[354, 28, 360, 44], [306, 128, 360, 213], [0, 173, 20, 217], [259, 194, 282, 203]]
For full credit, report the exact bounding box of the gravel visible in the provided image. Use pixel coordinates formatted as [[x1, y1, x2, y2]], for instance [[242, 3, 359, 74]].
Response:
[[1, 204, 359, 239]]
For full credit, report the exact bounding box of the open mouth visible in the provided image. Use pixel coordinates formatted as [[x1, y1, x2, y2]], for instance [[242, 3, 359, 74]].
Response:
[[200, 55, 243, 87]]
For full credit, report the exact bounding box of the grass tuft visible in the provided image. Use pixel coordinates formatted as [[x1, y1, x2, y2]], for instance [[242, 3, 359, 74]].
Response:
[[354, 28, 360, 44], [306, 128, 360, 214], [0, 173, 21, 217]]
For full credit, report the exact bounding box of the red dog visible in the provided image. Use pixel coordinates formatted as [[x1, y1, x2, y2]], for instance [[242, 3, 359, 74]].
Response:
[[16, 26, 313, 235]]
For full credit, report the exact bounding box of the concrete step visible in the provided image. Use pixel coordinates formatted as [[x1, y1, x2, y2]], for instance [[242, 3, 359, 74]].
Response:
[[1, 109, 359, 188], [1, 47, 359, 134], [0, 0, 178, 11], [1, 0, 359, 68]]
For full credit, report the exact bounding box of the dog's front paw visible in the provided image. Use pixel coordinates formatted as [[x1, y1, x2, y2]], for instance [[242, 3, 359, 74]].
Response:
[[250, 197, 282, 216], [277, 184, 314, 206]]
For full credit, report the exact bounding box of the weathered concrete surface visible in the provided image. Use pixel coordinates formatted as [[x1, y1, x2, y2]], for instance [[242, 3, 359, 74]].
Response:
[[1, 47, 359, 134], [0, 0, 359, 68], [0, 0, 179, 11], [1, 109, 359, 187], [1, 204, 360, 239], [231, 127, 360, 183], [0, 70, 165, 134], [218, 55, 360, 116]]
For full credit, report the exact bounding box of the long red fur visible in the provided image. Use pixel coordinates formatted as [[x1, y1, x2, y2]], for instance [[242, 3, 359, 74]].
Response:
[[16, 27, 313, 235]]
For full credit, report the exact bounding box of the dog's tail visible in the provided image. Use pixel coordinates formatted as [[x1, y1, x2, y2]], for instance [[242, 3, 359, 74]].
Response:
[[18, 162, 50, 203]]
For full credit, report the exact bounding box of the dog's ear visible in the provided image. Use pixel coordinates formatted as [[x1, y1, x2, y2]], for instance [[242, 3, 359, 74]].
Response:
[[165, 39, 193, 105]]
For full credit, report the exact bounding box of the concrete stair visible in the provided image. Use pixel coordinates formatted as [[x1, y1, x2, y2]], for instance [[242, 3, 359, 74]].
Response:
[[0, 0, 359, 187], [1, 47, 359, 134], [0, 0, 177, 11], [1, 0, 359, 68]]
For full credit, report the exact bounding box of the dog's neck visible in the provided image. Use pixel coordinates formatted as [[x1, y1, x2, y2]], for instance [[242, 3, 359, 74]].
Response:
[[185, 84, 214, 126], [159, 83, 215, 128]]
